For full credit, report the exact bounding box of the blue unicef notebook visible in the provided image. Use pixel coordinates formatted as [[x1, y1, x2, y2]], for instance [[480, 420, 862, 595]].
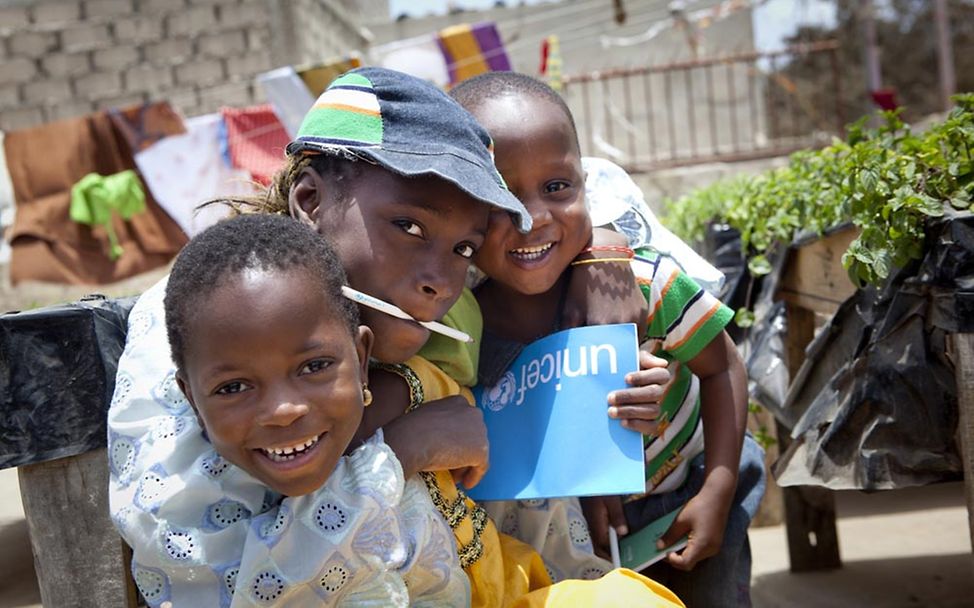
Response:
[[467, 324, 646, 501]]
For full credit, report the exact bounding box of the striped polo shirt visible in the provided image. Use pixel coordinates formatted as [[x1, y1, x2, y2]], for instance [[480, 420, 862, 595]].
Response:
[[633, 247, 733, 494]]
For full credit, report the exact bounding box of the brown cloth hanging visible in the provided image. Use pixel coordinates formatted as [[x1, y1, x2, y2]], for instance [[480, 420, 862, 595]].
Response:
[[107, 101, 187, 153], [5, 105, 188, 285]]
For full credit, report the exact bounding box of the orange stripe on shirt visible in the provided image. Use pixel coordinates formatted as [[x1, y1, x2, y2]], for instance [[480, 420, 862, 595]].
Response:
[[668, 301, 723, 352], [311, 102, 380, 116], [645, 268, 680, 327]]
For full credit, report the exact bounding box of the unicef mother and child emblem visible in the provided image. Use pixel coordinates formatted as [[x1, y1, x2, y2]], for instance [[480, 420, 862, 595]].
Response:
[[482, 371, 518, 412]]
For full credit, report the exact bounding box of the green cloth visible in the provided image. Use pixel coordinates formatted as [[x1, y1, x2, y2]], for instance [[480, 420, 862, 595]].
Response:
[[418, 287, 482, 387], [69, 170, 146, 260]]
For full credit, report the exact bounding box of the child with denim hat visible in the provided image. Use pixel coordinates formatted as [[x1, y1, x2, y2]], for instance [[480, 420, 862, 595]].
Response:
[[109, 67, 683, 607], [451, 71, 766, 607]]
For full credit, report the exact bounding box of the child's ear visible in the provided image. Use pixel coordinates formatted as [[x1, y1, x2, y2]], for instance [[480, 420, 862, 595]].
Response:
[[289, 168, 325, 228], [175, 371, 206, 431], [354, 325, 374, 383]]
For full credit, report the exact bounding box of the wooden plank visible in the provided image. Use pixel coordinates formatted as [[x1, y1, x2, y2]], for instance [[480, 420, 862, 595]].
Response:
[[18, 448, 138, 608], [777, 302, 842, 572], [784, 304, 816, 381], [777, 226, 859, 315], [949, 333, 974, 563]]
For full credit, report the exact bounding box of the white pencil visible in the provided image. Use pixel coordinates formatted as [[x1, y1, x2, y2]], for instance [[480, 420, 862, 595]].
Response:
[[341, 286, 473, 343], [608, 527, 622, 569]]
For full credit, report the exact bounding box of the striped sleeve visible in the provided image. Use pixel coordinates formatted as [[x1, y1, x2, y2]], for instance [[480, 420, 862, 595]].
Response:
[[636, 249, 733, 362]]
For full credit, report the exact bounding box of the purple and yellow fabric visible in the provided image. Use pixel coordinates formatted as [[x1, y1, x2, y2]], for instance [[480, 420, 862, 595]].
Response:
[[437, 22, 512, 86]]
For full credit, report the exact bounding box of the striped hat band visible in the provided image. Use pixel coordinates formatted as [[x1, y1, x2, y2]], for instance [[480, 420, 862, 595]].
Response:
[[292, 72, 383, 150]]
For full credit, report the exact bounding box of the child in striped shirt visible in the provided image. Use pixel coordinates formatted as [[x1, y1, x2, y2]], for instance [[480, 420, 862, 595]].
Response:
[[452, 72, 765, 607]]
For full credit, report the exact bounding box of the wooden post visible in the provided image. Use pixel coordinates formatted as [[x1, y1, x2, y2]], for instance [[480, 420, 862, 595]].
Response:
[[777, 302, 842, 572], [949, 333, 974, 565], [18, 448, 138, 608]]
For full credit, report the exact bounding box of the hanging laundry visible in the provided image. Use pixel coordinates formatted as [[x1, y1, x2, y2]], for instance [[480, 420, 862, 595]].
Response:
[[4, 111, 187, 285], [220, 105, 289, 187], [438, 21, 511, 86], [256, 66, 316, 138], [371, 35, 451, 88], [539, 35, 563, 91], [70, 170, 146, 260], [135, 113, 255, 237], [107, 102, 186, 153], [297, 55, 362, 97]]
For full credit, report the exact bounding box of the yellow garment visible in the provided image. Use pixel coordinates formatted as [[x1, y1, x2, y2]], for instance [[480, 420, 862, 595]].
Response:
[[387, 357, 685, 608], [395, 356, 551, 608], [515, 568, 685, 608]]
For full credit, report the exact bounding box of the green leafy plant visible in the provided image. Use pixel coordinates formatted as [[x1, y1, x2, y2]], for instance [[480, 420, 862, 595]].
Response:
[[665, 94, 974, 289], [747, 401, 776, 450]]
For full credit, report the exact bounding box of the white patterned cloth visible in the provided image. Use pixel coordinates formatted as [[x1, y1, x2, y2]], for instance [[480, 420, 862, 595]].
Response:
[[583, 157, 725, 295], [482, 498, 613, 584], [108, 277, 469, 607], [133, 114, 255, 238]]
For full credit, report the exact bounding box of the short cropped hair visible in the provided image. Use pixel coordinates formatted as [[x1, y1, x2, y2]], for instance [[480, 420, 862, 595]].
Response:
[[450, 71, 580, 150], [164, 213, 358, 372]]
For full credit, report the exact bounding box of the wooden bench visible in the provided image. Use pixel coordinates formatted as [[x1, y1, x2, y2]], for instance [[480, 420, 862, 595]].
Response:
[[2, 298, 139, 607], [18, 450, 138, 607], [773, 226, 974, 572]]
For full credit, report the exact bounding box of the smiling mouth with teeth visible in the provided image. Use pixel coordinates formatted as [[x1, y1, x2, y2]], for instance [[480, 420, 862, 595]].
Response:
[[259, 435, 320, 462], [510, 242, 554, 260]]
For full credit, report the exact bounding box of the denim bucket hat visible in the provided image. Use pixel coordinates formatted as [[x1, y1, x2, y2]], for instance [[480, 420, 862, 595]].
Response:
[[286, 67, 532, 232]]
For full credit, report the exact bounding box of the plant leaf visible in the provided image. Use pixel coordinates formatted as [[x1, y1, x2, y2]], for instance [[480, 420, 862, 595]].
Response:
[[734, 308, 756, 328]]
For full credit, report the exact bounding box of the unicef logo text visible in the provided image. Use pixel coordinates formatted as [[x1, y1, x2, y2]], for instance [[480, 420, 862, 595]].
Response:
[[480, 344, 619, 412]]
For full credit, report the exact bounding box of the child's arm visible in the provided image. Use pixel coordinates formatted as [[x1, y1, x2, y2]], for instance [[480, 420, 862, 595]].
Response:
[[561, 227, 648, 335], [659, 331, 748, 570], [353, 368, 490, 489]]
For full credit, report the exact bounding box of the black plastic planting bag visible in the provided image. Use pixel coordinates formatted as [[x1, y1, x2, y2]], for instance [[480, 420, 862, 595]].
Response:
[[699, 222, 791, 413], [0, 295, 136, 469], [774, 209, 974, 490]]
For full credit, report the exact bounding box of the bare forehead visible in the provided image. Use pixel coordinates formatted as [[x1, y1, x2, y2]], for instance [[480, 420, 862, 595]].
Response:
[[475, 94, 575, 146]]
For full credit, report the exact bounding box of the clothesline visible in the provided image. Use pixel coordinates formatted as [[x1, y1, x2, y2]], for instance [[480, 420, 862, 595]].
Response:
[[599, 0, 761, 49]]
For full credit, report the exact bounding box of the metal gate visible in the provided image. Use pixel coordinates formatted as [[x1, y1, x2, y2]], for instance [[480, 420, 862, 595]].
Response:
[[562, 40, 844, 172]]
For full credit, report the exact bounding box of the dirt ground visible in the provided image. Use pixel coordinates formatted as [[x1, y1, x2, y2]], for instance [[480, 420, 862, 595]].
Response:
[[0, 262, 170, 314]]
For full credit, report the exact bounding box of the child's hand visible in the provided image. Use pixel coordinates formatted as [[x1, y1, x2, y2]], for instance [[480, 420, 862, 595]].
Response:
[[580, 495, 628, 560], [607, 351, 670, 434], [657, 486, 732, 571], [383, 396, 489, 488]]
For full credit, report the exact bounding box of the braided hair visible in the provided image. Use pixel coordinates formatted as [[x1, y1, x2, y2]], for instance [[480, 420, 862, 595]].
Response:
[[200, 150, 362, 218]]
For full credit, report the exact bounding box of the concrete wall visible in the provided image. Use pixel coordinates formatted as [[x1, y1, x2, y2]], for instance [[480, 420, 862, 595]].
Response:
[[0, 0, 369, 132]]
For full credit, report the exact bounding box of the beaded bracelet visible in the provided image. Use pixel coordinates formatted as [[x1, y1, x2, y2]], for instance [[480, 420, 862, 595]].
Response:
[[569, 257, 633, 267], [579, 245, 635, 258]]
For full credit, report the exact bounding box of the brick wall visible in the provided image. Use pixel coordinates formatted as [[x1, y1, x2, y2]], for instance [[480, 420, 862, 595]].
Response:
[[284, 0, 372, 67], [0, 0, 371, 131]]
